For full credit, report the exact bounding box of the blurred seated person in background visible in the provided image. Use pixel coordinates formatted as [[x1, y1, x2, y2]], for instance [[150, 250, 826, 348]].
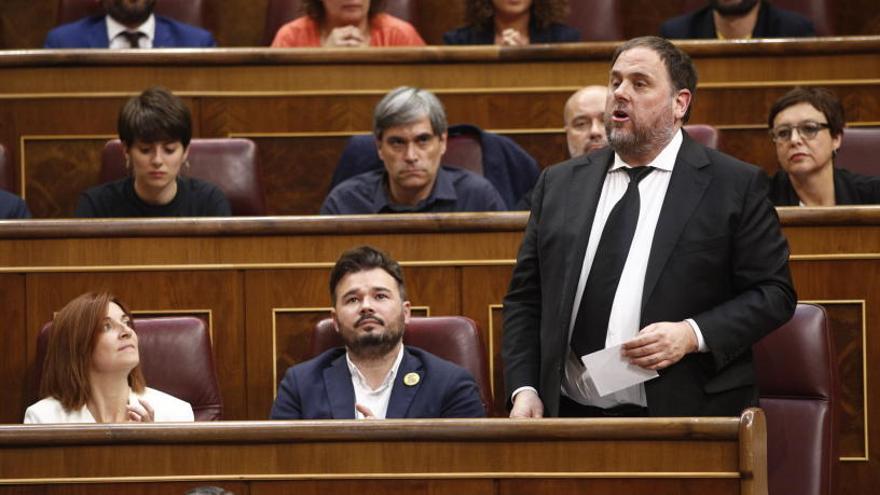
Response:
[[445, 0, 580, 45], [24, 292, 194, 423], [517, 85, 608, 209], [660, 0, 815, 39], [768, 87, 880, 205], [45, 0, 216, 49], [271, 0, 425, 47], [75, 87, 231, 217], [271, 246, 486, 419], [321, 87, 506, 214], [564, 85, 609, 159], [0, 190, 31, 219]]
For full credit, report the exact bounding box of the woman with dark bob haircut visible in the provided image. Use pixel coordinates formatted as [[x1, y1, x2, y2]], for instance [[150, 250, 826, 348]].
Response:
[[444, 0, 580, 45], [767, 87, 879, 205], [271, 0, 425, 47], [24, 292, 194, 423], [75, 86, 231, 217]]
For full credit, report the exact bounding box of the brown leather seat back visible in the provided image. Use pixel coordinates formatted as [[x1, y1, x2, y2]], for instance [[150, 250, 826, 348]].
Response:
[[0, 143, 11, 192], [56, 0, 209, 27], [835, 127, 880, 177], [754, 303, 838, 495], [442, 129, 484, 176], [262, 0, 417, 45], [35, 316, 223, 421], [683, 124, 720, 149], [567, 0, 623, 41], [312, 316, 494, 416], [101, 138, 267, 215]]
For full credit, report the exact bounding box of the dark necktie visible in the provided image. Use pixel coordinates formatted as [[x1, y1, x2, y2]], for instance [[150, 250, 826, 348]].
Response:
[[120, 31, 144, 48], [570, 166, 655, 358]]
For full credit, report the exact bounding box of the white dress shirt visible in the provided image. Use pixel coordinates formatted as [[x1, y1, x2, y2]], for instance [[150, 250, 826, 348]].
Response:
[[346, 345, 404, 419], [558, 129, 708, 409], [106, 14, 156, 49]]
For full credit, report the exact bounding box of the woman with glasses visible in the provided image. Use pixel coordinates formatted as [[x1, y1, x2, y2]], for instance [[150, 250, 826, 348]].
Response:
[[24, 292, 194, 423], [767, 87, 879, 206]]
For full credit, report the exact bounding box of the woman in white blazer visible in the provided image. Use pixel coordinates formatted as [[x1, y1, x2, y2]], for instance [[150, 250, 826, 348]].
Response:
[[24, 292, 193, 424]]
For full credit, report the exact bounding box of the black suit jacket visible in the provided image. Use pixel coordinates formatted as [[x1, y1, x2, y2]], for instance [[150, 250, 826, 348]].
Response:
[[769, 168, 880, 206], [502, 132, 796, 417], [660, 1, 815, 39]]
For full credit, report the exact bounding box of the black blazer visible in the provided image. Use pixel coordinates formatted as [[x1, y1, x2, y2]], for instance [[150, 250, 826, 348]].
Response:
[[502, 132, 796, 417], [769, 168, 880, 206], [443, 21, 581, 45], [660, 0, 815, 39]]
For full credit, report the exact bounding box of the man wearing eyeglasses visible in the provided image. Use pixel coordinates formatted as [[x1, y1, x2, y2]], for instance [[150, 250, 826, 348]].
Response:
[[321, 87, 506, 214]]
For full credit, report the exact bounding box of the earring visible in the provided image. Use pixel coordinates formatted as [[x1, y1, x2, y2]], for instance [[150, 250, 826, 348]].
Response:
[[124, 156, 131, 170]]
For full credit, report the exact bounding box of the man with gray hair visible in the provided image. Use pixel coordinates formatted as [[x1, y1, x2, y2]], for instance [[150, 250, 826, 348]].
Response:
[[321, 87, 506, 214]]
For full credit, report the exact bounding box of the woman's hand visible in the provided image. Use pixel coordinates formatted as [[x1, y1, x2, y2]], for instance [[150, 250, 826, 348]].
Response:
[[324, 26, 369, 47], [127, 398, 155, 422], [499, 28, 528, 46]]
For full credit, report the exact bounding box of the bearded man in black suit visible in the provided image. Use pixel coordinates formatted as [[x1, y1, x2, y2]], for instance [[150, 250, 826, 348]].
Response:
[[502, 36, 796, 418]]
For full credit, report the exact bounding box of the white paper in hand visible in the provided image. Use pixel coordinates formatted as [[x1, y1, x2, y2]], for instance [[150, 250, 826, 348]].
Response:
[[581, 344, 659, 397]]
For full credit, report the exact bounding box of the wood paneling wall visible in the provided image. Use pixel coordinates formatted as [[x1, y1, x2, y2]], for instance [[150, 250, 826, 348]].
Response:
[[2, 39, 880, 216], [2, 0, 879, 48], [0, 209, 878, 495]]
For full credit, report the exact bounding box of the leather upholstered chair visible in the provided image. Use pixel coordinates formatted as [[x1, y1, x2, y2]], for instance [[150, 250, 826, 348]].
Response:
[[683, 124, 720, 149], [262, 0, 418, 45], [101, 138, 267, 215], [0, 143, 11, 193], [311, 316, 494, 416], [834, 127, 880, 177], [753, 303, 839, 495], [34, 316, 223, 421], [57, 0, 209, 27], [566, 0, 623, 41]]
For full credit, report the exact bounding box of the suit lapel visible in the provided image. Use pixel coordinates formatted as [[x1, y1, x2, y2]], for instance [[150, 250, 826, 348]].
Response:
[[642, 135, 712, 310], [386, 348, 422, 418], [90, 17, 111, 48], [557, 151, 613, 333], [323, 354, 356, 419], [153, 17, 172, 47]]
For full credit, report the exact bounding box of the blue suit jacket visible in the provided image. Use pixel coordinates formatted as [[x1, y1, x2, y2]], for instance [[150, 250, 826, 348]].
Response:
[[270, 346, 486, 419], [44, 14, 216, 48], [0, 190, 30, 219]]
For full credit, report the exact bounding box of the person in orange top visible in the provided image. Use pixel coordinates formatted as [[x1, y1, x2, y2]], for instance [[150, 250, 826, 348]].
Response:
[[271, 0, 425, 48]]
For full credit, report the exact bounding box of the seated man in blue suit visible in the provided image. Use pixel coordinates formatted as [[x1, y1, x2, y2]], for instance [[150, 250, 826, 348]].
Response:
[[270, 246, 486, 419], [0, 190, 31, 219], [45, 0, 216, 49]]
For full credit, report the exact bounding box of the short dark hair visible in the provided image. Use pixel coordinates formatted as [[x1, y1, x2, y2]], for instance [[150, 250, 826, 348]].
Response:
[[302, 0, 386, 22], [118, 86, 192, 148], [767, 87, 846, 138], [329, 246, 407, 304], [610, 36, 698, 123]]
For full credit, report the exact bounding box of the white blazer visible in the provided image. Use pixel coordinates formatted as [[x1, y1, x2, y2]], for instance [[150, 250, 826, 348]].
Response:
[[24, 387, 194, 423]]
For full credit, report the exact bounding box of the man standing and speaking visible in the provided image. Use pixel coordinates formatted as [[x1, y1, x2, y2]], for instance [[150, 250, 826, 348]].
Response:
[[502, 36, 795, 418]]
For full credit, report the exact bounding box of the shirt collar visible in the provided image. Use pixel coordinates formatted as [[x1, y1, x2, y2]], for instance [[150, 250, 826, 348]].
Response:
[[371, 166, 457, 213], [345, 344, 405, 391], [611, 128, 683, 173], [106, 13, 156, 46]]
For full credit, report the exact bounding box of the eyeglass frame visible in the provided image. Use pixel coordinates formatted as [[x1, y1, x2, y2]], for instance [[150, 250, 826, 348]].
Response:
[[769, 121, 831, 142]]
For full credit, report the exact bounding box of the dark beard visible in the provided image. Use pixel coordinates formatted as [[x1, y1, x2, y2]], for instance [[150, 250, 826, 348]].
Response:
[[605, 115, 676, 162], [342, 314, 405, 360], [105, 0, 156, 27], [709, 0, 760, 17]]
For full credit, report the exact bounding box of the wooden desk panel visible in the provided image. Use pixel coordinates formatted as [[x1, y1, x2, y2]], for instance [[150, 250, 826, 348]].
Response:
[[2, 39, 880, 216], [0, 209, 878, 494], [0, 413, 766, 495]]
